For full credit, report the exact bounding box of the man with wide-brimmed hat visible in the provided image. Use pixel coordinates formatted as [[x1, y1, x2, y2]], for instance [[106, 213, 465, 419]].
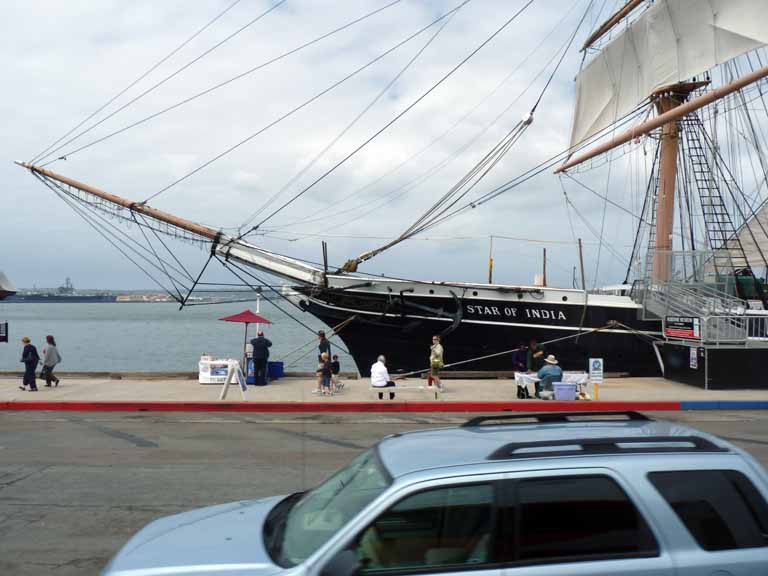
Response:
[[19, 336, 40, 392], [536, 354, 563, 399]]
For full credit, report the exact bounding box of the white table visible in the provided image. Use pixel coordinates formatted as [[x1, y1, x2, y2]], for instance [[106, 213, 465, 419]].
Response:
[[199, 357, 238, 384]]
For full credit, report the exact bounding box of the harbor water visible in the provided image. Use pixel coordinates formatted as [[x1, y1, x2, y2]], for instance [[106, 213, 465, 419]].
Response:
[[0, 301, 352, 373]]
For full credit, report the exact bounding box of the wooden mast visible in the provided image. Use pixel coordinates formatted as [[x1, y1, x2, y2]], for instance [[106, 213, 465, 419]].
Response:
[[581, 0, 644, 51], [650, 85, 704, 281]]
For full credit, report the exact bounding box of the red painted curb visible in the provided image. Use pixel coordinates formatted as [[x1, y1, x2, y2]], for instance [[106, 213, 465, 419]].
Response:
[[0, 401, 682, 412]]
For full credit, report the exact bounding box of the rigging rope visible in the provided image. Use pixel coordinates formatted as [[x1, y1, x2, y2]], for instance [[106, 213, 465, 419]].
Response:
[[29, 0, 246, 164], [238, 0, 538, 236], [281, 316, 357, 367], [38, 0, 403, 169], [239, 3, 456, 230], [260, 0, 587, 233], [392, 322, 624, 378], [35, 176, 199, 284], [623, 140, 661, 283], [35, 174, 189, 300], [240, 0, 534, 233], [140, 0, 472, 205], [340, 0, 595, 270], [36, 0, 288, 166], [216, 256, 351, 355]]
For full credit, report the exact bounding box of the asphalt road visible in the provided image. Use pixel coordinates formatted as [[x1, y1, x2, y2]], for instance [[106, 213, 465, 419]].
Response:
[[2, 410, 768, 575]]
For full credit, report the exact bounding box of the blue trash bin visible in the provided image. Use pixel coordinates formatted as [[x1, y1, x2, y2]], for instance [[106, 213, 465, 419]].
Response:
[[246, 352, 256, 385], [268, 361, 284, 380]]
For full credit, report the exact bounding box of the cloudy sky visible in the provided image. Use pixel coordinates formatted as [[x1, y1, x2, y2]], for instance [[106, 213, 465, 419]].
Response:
[[2, 0, 643, 292]]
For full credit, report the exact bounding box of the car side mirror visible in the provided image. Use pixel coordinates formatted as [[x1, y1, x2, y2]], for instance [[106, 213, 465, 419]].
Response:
[[320, 549, 361, 576]]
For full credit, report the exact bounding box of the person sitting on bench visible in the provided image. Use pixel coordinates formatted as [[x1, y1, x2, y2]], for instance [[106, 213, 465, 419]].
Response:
[[536, 354, 563, 400], [371, 355, 396, 400]]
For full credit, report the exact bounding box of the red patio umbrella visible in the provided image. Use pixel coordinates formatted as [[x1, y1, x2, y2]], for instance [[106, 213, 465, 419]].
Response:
[[219, 310, 272, 367]]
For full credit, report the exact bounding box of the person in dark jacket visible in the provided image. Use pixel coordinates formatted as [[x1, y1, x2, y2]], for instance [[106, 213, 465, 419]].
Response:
[[330, 354, 342, 391], [19, 336, 40, 391], [315, 330, 332, 393], [249, 331, 272, 386], [526, 338, 545, 372], [511, 341, 527, 372]]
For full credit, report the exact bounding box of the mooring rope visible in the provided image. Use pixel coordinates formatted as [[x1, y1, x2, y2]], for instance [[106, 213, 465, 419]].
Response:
[[392, 322, 618, 379], [281, 315, 358, 367]]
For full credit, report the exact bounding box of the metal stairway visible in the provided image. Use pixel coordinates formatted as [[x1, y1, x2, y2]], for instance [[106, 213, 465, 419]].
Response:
[[682, 117, 751, 273]]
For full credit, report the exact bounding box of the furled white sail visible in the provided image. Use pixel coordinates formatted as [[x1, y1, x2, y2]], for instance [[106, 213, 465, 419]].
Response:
[[571, 0, 768, 148]]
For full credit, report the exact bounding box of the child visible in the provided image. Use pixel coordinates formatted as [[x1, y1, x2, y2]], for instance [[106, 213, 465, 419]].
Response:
[[319, 352, 333, 396], [331, 354, 342, 391]]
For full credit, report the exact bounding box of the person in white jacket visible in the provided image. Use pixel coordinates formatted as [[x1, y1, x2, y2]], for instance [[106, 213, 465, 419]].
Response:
[[370, 355, 396, 400]]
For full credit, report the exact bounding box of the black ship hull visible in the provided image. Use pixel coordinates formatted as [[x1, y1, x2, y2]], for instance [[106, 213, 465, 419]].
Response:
[[294, 280, 662, 376]]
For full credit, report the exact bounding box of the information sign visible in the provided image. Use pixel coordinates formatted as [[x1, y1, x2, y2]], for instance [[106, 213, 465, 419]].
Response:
[[589, 358, 604, 386], [0, 322, 7, 343], [664, 317, 701, 340], [689, 347, 698, 370]]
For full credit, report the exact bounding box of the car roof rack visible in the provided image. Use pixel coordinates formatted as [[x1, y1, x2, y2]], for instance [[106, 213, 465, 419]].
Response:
[[462, 411, 650, 428], [487, 435, 728, 460]]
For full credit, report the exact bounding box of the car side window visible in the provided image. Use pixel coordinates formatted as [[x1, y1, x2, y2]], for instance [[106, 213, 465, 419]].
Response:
[[515, 475, 659, 563], [354, 483, 496, 573], [649, 470, 768, 551]]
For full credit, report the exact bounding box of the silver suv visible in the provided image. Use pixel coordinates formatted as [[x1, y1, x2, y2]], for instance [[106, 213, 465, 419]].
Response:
[[102, 412, 768, 575]]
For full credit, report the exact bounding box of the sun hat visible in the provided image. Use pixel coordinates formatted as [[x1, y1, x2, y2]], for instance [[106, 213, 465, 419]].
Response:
[[21, 336, 30, 343], [544, 354, 558, 364]]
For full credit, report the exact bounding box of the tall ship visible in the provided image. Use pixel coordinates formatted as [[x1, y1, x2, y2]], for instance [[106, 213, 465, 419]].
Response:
[[16, 1, 768, 385], [5, 277, 118, 303]]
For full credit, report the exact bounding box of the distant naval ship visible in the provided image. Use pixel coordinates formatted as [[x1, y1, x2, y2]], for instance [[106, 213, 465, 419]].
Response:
[[5, 277, 118, 303]]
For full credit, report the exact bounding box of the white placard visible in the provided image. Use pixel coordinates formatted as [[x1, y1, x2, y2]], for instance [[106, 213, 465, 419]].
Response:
[[690, 347, 698, 370], [589, 358, 604, 386], [236, 365, 247, 392], [219, 360, 247, 401]]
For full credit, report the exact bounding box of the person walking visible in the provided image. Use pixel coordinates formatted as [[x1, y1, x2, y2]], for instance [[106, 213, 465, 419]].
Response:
[[370, 355, 396, 400], [315, 330, 332, 393], [429, 335, 444, 391], [41, 335, 62, 387], [19, 336, 40, 392], [318, 352, 333, 396], [249, 330, 272, 386]]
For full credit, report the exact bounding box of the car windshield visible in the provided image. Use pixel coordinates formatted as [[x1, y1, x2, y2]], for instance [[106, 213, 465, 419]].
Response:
[[278, 448, 390, 566]]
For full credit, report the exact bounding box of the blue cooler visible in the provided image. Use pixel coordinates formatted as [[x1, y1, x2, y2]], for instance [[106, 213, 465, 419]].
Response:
[[268, 361, 284, 380], [553, 382, 577, 401]]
